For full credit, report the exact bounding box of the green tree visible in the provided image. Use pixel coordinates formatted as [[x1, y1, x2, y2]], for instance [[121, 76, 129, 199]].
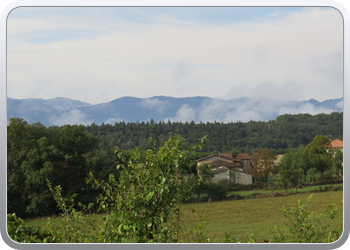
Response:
[[307, 168, 321, 184], [7, 118, 33, 217], [8, 120, 100, 217], [87, 134, 208, 243], [304, 135, 331, 155], [304, 135, 334, 182], [279, 168, 304, 193], [277, 151, 305, 192], [54, 125, 98, 196], [332, 149, 343, 182]]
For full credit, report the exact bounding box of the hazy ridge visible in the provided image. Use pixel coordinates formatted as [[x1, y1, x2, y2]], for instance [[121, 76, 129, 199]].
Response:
[[7, 96, 343, 126]]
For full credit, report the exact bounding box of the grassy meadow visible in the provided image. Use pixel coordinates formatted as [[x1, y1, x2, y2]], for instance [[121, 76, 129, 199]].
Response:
[[178, 191, 343, 242], [24, 189, 343, 243]]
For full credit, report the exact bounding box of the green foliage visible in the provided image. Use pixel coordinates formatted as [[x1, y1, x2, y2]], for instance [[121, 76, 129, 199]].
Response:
[[278, 134, 343, 191], [304, 135, 331, 156], [8, 115, 343, 218], [197, 163, 215, 182], [87, 134, 208, 243], [307, 168, 321, 183], [279, 168, 304, 193], [303, 135, 333, 174], [186, 217, 212, 243], [278, 151, 306, 192], [332, 149, 343, 181], [45, 180, 98, 243], [201, 181, 230, 202], [7, 117, 344, 243], [269, 194, 343, 243], [85, 112, 343, 154], [7, 119, 100, 217], [7, 213, 56, 243], [7, 118, 33, 217]]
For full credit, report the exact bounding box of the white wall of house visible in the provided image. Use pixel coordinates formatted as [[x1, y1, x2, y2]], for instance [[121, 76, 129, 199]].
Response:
[[212, 170, 229, 182], [234, 171, 253, 185], [211, 170, 253, 185]]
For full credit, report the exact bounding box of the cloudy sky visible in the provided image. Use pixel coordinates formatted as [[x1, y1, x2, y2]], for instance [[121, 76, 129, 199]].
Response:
[[7, 7, 343, 105]]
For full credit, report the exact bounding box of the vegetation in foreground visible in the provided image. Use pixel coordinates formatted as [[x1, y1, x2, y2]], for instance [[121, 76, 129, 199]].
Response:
[[21, 190, 343, 243], [8, 135, 343, 243]]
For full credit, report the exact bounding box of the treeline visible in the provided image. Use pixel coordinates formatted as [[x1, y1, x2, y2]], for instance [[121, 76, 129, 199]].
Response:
[[7, 118, 207, 218], [86, 112, 343, 154], [7, 118, 120, 218], [7, 112, 343, 218]]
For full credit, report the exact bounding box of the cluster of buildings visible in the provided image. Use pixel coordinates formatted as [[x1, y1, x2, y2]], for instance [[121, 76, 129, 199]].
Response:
[[195, 139, 343, 185]]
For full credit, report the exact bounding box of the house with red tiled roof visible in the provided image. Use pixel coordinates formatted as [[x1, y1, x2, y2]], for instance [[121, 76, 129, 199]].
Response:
[[330, 139, 343, 152], [195, 153, 253, 185]]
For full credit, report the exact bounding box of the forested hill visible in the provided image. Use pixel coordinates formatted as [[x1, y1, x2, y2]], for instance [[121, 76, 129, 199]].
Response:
[[85, 112, 343, 154]]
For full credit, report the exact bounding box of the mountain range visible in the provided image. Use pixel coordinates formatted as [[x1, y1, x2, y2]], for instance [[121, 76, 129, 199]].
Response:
[[7, 96, 343, 127]]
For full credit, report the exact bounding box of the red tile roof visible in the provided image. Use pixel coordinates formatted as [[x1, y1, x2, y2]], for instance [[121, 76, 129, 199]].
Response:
[[233, 153, 250, 161], [219, 153, 234, 161], [331, 139, 343, 148]]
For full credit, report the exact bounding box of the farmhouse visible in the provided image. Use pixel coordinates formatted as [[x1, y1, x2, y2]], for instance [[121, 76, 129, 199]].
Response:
[[330, 139, 343, 152], [195, 153, 253, 185]]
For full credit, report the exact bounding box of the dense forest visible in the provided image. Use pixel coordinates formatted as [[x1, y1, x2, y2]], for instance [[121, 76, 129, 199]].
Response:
[[7, 112, 343, 218], [86, 112, 343, 154]]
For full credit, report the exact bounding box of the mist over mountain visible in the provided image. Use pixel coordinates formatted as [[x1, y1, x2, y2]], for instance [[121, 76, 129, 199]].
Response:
[[7, 96, 343, 127]]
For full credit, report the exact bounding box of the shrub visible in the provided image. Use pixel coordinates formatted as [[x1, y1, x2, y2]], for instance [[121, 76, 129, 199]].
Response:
[[269, 194, 343, 243], [7, 213, 56, 243]]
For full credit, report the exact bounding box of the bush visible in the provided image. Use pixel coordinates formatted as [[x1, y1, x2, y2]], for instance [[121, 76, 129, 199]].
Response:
[[7, 213, 56, 243], [269, 194, 343, 243], [206, 183, 228, 201]]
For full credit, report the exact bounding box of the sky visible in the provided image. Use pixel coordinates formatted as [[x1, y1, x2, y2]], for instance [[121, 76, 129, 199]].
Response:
[[7, 6, 344, 105]]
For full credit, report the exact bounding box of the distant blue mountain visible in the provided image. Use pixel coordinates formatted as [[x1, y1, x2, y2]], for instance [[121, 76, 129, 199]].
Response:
[[28, 97, 91, 110], [7, 96, 343, 126]]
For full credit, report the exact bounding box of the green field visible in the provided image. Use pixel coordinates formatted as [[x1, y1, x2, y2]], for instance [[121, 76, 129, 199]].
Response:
[[178, 191, 343, 242], [24, 190, 343, 243], [190, 182, 343, 201]]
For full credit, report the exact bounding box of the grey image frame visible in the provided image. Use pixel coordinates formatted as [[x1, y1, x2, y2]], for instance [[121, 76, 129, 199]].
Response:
[[0, 0, 349, 249]]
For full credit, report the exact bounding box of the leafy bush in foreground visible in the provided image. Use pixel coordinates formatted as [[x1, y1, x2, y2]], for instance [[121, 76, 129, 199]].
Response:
[[7, 213, 56, 243]]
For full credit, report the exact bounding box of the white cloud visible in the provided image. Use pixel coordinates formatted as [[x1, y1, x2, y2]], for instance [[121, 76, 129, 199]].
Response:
[[104, 117, 124, 124], [166, 104, 196, 122], [166, 97, 341, 123], [7, 7, 343, 104], [336, 100, 343, 109], [277, 103, 336, 116], [140, 98, 171, 114], [48, 109, 92, 126]]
